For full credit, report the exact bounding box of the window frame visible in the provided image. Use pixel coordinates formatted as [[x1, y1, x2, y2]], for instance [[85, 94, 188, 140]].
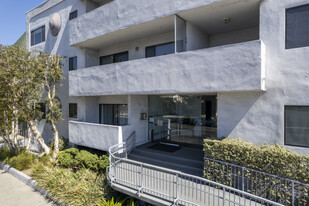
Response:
[[69, 10, 78, 20], [69, 103, 78, 119], [31, 26, 46, 46], [99, 51, 129, 66], [145, 42, 175, 58], [69, 56, 77, 71], [285, 4, 309, 49], [284, 105, 309, 148], [99, 104, 128, 126]]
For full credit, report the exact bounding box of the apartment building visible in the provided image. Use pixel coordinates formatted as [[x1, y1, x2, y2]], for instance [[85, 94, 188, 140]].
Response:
[[26, 0, 309, 155]]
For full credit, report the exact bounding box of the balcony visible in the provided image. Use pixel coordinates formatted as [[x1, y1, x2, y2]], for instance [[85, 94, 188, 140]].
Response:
[[69, 40, 265, 96], [69, 121, 132, 151]]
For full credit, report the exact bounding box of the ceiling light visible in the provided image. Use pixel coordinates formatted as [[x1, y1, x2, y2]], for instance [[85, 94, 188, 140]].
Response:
[[222, 18, 231, 24]]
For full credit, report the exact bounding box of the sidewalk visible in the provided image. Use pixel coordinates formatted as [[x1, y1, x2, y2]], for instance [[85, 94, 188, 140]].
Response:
[[0, 169, 55, 206]]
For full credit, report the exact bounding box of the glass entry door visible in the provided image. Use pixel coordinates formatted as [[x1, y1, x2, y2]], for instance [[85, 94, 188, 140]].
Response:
[[148, 95, 217, 145]]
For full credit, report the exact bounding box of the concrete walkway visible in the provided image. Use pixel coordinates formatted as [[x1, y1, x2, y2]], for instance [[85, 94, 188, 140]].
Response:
[[0, 169, 55, 206]]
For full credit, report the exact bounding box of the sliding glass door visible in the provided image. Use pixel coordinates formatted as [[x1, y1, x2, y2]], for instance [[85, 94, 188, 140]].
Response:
[[99, 104, 128, 126], [148, 95, 217, 145]]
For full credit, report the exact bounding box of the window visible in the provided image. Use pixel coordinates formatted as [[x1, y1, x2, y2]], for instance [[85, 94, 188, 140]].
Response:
[[285, 106, 309, 147], [69, 10, 78, 20], [69, 103, 77, 118], [31, 26, 45, 46], [146, 42, 175, 58], [286, 4, 309, 49], [69, 56, 77, 71], [99, 104, 128, 126], [99, 51, 128, 65], [37, 103, 46, 119]]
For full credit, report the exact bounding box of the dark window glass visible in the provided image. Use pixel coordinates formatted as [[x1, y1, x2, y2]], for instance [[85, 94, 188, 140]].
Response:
[[146, 42, 175, 58], [37, 103, 46, 119], [114, 52, 128, 63], [69, 10, 78, 20], [99, 51, 128, 65], [31, 26, 45, 46], [100, 55, 113, 65], [69, 103, 78, 118], [286, 4, 309, 49], [69, 56, 77, 71], [99, 104, 128, 126], [285, 106, 309, 147]]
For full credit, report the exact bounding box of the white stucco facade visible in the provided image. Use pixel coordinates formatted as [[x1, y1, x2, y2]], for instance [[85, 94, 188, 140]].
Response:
[[26, 0, 309, 154]]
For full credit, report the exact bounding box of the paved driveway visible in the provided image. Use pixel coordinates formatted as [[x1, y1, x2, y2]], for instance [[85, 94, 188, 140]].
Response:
[[0, 169, 55, 206]]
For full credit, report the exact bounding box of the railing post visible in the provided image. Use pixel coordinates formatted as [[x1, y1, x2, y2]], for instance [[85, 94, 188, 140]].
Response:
[[292, 181, 294, 206], [223, 187, 226, 206], [139, 164, 143, 197], [174, 173, 179, 205], [242, 167, 245, 191]]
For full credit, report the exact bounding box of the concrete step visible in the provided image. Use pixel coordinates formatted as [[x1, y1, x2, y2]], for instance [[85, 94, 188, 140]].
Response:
[[129, 153, 203, 177], [130, 148, 204, 168]]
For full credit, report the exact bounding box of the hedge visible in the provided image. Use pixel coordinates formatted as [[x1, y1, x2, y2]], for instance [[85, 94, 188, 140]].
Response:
[[204, 138, 309, 183], [204, 138, 309, 205]]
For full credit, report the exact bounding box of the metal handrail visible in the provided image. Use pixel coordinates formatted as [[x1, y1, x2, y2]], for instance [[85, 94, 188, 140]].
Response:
[[108, 142, 284, 206], [204, 157, 309, 206]]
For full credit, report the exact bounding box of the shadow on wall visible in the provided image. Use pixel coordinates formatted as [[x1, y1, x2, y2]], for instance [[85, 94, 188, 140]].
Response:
[[218, 91, 263, 138]]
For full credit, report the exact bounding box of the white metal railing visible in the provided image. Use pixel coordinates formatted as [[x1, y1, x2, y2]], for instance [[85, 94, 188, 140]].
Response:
[[107, 141, 284, 206], [204, 157, 309, 206]]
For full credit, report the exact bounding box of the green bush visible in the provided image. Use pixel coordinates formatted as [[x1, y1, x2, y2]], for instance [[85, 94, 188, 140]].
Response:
[[57, 151, 74, 168], [98, 155, 109, 172], [57, 148, 109, 173], [75, 150, 99, 171], [0, 147, 14, 161], [3, 151, 35, 171], [204, 138, 309, 183], [49, 136, 69, 151]]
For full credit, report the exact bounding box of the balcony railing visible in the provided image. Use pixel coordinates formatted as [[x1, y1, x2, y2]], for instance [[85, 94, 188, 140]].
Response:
[[70, 40, 265, 96], [204, 157, 309, 206], [107, 139, 283, 206]]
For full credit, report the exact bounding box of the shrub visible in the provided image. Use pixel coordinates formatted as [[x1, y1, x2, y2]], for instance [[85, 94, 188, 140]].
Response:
[[57, 148, 109, 173], [49, 136, 69, 151], [75, 150, 99, 171], [204, 138, 309, 183], [0, 147, 14, 161], [3, 151, 35, 171], [98, 155, 109, 172], [57, 151, 74, 168]]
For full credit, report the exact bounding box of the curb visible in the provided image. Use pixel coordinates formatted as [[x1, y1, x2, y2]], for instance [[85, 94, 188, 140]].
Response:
[[0, 161, 63, 205]]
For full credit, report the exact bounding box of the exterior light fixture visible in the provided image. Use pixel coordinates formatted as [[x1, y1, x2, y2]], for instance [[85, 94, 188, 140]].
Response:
[[140, 113, 147, 120], [222, 18, 231, 24]]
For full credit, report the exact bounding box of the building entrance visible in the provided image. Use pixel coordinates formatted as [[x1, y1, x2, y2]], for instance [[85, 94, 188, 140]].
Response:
[[148, 95, 217, 145]]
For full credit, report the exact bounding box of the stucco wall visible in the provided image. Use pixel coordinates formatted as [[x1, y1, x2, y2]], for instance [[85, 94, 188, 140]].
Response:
[[69, 0, 249, 46], [186, 22, 209, 51], [69, 121, 131, 151], [218, 0, 309, 154], [70, 40, 264, 96], [26, 0, 88, 143]]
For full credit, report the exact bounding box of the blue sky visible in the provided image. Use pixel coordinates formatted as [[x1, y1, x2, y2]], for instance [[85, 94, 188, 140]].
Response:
[[0, 0, 46, 46]]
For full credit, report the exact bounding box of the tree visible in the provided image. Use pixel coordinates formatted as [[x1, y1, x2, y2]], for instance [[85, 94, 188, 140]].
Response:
[[0, 46, 64, 156], [37, 52, 64, 159]]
